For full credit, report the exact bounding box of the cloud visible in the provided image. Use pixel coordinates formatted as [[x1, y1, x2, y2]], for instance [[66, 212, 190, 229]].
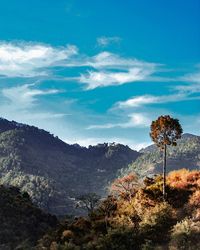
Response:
[[0, 41, 159, 89], [79, 68, 153, 89], [87, 113, 150, 129], [116, 95, 159, 108], [0, 83, 67, 127], [115, 93, 200, 109], [0, 41, 78, 77], [2, 83, 60, 109], [78, 52, 157, 89], [97, 36, 121, 47], [176, 70, 200, 94], [83, 51, 157, 70], [128, 113, 151, 127], [183, 70, 200, 83]]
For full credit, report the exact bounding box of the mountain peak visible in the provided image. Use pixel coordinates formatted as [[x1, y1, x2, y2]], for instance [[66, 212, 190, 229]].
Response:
[[182, 133, 199, 139]]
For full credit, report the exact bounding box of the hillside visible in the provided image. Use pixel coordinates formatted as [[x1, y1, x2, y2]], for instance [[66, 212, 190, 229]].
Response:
[[37, 169, 200, 250], [120, 133, 200, 178], [0, 185, 57, 249], [0, 118, 140, 215]]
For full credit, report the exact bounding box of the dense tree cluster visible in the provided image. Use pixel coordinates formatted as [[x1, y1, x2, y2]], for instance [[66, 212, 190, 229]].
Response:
[[0, 185, 57, 249]]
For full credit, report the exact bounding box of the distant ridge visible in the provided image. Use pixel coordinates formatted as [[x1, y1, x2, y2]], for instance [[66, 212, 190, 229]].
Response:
[[121, 133, 200, 178]]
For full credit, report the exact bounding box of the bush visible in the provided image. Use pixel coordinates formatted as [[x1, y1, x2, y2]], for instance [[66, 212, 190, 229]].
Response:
[[85, 228, 139, 250], [167, 169, 200, 190], [169, 218, 200, 250], [144, 174, 192, 208], [111, 199, 140, 228], [139, 202, 175, 243]]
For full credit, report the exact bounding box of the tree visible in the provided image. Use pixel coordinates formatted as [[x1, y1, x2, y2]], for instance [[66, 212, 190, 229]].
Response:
[[75, 193, 101, 214], [98, 195, 118, 231], [150, 115, 183, 199], [110, 173, 139, 201]]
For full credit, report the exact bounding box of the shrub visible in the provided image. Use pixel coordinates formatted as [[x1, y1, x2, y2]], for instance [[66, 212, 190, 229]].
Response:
[[144, 174, 192, 208], [85, 228, 139, 250], [139, 202, 175, 243], [61, 230, 74, 240], [167, 169, 200, 190], [169, 218, 200, 250], [111, 199, 140, 228], [110, 173, 140, 201]]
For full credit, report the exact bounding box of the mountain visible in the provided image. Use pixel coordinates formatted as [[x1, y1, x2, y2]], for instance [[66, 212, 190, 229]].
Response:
[[0, 118, 140, 215], [0, 185, 57, 249], [120, 133, 200, 178]]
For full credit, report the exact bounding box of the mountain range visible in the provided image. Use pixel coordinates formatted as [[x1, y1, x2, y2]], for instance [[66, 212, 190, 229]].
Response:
[[0, 118, 139, 215], [0, 117, 199, 215]]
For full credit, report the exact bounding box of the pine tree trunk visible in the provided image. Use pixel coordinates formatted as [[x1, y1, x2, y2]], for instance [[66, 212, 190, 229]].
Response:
[[163, 144, 167, 200]]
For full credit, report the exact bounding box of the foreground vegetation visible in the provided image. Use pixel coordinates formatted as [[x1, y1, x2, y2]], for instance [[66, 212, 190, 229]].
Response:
[[0, 117, 200, 249], [0, 185, 57, 249], [37, 169, 200, 250]]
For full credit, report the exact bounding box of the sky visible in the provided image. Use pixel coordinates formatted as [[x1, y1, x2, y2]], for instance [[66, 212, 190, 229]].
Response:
[[0, 0, 199, 150]]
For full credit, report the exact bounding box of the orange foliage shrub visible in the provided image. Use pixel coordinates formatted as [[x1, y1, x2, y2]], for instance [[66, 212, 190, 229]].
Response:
[[61, 230, 74, 240], [110, 173, 139, 200], [189, 190, 200, 208], [167, 169, 200, 190], [111, 199, 140, 228]]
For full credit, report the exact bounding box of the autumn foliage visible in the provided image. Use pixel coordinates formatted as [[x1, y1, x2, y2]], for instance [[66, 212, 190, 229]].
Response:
[[150, 115, 183, 148], [38, 169, 200, 250], [167, 169, 200, 190], [110, 173, 139, 200]]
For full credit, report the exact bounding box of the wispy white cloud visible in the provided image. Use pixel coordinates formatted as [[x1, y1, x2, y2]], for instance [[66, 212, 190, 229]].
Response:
[[77, 52, 157, 89], [115, 93, 200, 109], [64, 51, 157, 70], [2, 83, 60, 108], [0, 83, 67, 126], [182, 70, 200, 83], [97, 36, 122, 47], [81, 51, 157, 70], [116, 95, 159, 108], [79, 68, 153, 89], [176, 70, 200, 94], [0, 41, 78, 77], [87, 113, 150, 129]]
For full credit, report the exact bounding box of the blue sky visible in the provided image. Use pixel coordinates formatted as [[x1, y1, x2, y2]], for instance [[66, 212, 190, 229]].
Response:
[[0, 0, 199, 150]]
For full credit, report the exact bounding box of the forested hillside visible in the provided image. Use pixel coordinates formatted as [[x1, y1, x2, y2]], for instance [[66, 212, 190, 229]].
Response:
[[0, 118, 140, 215], [120, 133, 200, 178]]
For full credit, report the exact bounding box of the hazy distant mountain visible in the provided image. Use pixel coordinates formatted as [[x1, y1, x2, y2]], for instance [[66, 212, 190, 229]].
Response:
[[0, 118, 140, 215], [121, 133, 200, 178]]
